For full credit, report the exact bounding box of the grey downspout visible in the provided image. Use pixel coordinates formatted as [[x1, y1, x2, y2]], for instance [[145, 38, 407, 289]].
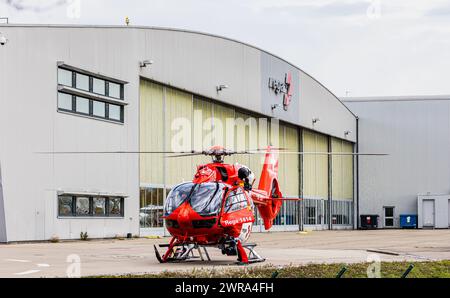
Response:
[[356, 117, 360, 229], [328, 136, 332, 230]]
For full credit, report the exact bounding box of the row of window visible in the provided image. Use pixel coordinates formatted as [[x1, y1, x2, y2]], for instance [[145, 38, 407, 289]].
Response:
[[58, 195, 124, 217], [58, 92, 123, 122], [58, 68, 123, 100]]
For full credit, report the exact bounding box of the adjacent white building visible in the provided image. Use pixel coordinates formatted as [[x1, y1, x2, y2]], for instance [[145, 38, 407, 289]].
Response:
[[344, 96, 450, 229]]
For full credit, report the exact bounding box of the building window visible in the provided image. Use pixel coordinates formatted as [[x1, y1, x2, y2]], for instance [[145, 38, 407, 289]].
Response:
[[57, 65, 126, 123], [58, 68, 73, 87], [75, 96, 90, 114], [76, 73, 90, 91], [108, 104, 122, 121], [108, 82, 122, 99], [109, 197, 123, 217], [140, 187, 166, 228], [58, 196, 74, 216], [93, 101, 106, 118], [58, 92, 73, 111], [58, 195, 124, 218], [93, 197, 106, 216], [93, 78, 106, 95], [76, 197, 90, 216]]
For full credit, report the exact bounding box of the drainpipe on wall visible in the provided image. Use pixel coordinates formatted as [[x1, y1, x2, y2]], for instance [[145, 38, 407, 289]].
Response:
[[355, 117, 360, 229]]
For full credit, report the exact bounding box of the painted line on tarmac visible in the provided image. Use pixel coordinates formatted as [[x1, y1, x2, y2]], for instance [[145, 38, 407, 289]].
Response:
[[37, 263, 50, 267], [4, 259, 31, 263], [14, 270, 41, 276]]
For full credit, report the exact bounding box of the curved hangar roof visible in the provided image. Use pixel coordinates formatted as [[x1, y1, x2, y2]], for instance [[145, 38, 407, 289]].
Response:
[[0, 24, 356, 142]]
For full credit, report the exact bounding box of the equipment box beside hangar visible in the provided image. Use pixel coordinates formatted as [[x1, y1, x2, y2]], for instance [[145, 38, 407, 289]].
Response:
[[360, 215, 379, 229], [400, 214, 417, 228]]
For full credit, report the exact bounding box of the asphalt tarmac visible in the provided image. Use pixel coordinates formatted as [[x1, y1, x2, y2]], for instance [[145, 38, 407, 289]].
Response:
[[0, 229, 449, 277]]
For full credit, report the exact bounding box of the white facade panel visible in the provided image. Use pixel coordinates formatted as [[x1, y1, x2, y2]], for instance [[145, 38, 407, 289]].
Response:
[[0, 26, 140, 241]]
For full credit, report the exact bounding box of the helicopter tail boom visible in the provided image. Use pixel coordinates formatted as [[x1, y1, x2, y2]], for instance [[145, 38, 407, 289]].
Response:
[[251, 147, 283, 230]]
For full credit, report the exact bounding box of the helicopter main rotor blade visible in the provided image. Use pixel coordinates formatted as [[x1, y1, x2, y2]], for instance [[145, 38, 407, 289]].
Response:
[[35, 149, 387, 156], [35, 150, 202, 155], [272, 151, 388, 156], [165, 152, 206, 158]]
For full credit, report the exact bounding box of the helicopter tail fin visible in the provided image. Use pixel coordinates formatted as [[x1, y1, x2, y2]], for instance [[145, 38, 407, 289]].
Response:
[[253, 147, 283, 230]]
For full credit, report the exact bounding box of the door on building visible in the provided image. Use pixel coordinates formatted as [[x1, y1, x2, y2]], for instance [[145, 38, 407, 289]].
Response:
[[383, 207, 395, 228], [422, 200, 435, 227]]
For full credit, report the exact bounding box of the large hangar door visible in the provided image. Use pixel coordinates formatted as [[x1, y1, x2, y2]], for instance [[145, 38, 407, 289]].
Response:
[[140, 81, 195, 235], [140, 80, 165, 234], [165, 88, 195, 185], [273, 124, 300, 231], [140, 80, 164, 186], [331, 138, 354, 229], [302, 130, 329, 229]]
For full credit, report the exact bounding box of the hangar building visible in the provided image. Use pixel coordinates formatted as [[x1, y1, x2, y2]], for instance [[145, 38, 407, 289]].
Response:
[[0, 25, 356, 242]]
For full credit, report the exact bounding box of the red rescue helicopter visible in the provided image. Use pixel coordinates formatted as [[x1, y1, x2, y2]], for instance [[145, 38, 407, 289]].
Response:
[[153, 145, 298, 265], [38, 145, 386, 265]]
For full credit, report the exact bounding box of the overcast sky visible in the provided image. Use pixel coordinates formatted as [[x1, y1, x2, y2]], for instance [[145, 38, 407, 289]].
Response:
[[1, 0, 450, 97]]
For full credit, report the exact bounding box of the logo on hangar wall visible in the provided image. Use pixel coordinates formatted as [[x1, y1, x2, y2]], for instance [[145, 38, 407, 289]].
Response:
[[268, 73, 293, 111]]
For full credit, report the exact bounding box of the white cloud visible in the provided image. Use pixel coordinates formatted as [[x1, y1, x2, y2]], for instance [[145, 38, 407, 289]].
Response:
[[1, 0, 450, 97]]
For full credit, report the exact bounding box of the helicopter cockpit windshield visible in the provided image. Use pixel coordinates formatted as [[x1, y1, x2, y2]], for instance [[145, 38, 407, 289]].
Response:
[[164, 182, 225, 217]]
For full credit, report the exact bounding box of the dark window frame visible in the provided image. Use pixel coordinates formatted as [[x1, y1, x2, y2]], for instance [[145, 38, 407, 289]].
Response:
[[57, 92, 124, 123], [57, 195, 125, 218], [57, 66, 125, 123]]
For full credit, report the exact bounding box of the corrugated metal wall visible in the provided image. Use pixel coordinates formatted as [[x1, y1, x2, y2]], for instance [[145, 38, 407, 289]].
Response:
[[302, 130, 329, 200], [140, 80, 164, 185], [140, 80, 354, 231], [165, 88, 195, 185], [279, 125, 300, 197], [331, 137, 354, 200], [139, 80, 301, 194]]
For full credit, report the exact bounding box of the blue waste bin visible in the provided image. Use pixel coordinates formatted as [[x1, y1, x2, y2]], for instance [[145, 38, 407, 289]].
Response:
[[400, 214, 417, 228]]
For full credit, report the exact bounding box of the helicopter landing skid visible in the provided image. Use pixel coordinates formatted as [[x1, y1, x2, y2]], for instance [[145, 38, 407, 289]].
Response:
[[154, 243, 211, 263], [154, 242, 266, 264], [242, 243, 266, 264]]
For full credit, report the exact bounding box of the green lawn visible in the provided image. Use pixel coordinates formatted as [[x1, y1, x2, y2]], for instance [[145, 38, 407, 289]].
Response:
[[98, 260, 450, 278]]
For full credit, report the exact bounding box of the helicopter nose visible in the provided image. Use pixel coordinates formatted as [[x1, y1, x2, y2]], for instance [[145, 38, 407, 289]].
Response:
[[177, 202, 193, 229]]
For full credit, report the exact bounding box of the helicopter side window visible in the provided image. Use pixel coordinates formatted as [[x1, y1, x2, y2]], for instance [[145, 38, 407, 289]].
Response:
[[189, 183, 224, 216], [224, 188, 249, 213], [164, 183, 194, 216]]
